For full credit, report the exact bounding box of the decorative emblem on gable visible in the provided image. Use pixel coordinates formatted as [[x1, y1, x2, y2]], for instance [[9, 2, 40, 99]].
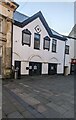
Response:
[[35, 25, 41, 33]]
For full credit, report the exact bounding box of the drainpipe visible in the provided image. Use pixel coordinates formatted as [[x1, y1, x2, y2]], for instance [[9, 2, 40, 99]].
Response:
[[63, 39, 67, 75]]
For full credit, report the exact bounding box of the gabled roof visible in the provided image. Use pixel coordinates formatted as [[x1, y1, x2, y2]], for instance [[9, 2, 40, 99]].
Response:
[[14, 11, 67, 41], [67, 24, 76, 40], [14, 11, 29, 23]]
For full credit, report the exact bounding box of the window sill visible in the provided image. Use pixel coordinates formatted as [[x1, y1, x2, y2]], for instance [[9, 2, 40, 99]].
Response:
[[52, 51, 57, 53], [34, 48, 40, 50]]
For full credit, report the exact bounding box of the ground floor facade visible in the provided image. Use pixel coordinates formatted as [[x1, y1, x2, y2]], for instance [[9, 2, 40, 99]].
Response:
[[13, 59, 64, 77], [70, 59, 76, 75]]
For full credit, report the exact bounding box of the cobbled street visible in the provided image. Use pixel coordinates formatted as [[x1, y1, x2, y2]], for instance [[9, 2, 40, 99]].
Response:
[[2, 75, 74, 118]]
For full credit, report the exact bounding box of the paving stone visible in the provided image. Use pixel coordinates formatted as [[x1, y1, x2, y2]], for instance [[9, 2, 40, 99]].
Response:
[[34, 95, 50, 104], [34, 104, 47, 113], [62, 110, 74, 118], [2, 112, 6, 118], [2, 103, 17, 115], [22, 96, 40, 106], [21, 111, 35, 118], [47, 102, 67, 114], [60, 102, 74, 110], [42, 108, 63, 118], [8, 111, 24, 118], [17, 92, 29, 99], [13, 102, 26, 113]]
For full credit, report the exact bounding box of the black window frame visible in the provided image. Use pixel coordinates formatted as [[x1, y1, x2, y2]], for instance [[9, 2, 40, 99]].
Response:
[[65, 45, 69, 54], [34, 33, 40, 50], [43, 36, 50, 51], [22, 29, 31, 46], [52, 39, 57, 53]]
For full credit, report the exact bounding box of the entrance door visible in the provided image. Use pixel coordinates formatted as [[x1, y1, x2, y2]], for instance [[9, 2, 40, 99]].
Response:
[[15, 61, 21, 78], [0, 57, 2, 75], [48, 63, 57, 75], [29, 62, 42, 75]]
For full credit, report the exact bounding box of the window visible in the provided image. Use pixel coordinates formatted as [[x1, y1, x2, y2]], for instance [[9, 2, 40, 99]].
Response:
[[52, 39, 57, 52], [65, 45, 69, 54], [22, 29, 31, 46], [34, 33, 40, 49], [43, 36, 50, 50]]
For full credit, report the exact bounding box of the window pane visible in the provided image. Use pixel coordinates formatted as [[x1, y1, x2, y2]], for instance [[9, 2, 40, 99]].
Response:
[[65, 45, 69, 54], [34, 40, 40, 49], [52, 39, 57, 52], [34, 33, 40, 40], [52, 39, 56, 44], [34, 33, 40, 49], [45, 40, 49, 49], [52, 45, 56, 52], [23, 33, 30, 44]]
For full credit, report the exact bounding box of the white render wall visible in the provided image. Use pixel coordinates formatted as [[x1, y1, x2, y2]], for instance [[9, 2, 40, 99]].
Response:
[[12, 17, 65, 75]]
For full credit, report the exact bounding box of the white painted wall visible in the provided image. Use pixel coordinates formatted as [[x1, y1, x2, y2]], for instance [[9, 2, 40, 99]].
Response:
[[13, 17, 65, 75], [65, 37, 75, 75]]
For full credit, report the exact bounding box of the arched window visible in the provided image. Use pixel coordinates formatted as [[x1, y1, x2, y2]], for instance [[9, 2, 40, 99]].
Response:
[[43, 36, 50, 51], [22, 29, 31, 46]]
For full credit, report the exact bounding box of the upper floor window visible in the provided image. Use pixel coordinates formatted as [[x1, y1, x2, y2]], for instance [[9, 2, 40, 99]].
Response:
[[34, 33, 40, 49], [43, 36, 50, 51], [52, 39, 57, 52], [22, 29, 31, 46], [65, 45, 69, 54]]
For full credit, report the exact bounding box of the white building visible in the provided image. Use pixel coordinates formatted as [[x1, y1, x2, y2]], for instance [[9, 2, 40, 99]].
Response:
[[65, 24, 76, 74], [12, 11, 67, 77]]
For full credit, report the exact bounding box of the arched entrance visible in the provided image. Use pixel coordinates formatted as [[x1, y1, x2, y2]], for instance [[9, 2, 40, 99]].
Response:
[[48, 57, 58, 75], [28, 55, 43, 75]]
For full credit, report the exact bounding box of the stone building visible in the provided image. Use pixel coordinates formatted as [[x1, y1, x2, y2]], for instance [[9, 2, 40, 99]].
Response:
[[0, 0, 19, 78]]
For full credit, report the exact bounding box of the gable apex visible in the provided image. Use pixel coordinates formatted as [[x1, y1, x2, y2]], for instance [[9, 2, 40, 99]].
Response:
[[14, 11, 67, 41]]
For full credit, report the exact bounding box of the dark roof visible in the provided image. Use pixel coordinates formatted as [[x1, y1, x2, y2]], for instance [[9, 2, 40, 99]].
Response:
[[14, 11, 67, 41], [14, 11, 29, 23]]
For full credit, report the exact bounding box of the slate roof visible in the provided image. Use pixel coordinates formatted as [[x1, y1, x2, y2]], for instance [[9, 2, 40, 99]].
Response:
[[14, 11, 29, 23], [14, 11, 67, 41]]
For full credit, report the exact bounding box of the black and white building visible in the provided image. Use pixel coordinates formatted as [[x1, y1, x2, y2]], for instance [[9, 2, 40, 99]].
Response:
[[12, 11, 68, 76]]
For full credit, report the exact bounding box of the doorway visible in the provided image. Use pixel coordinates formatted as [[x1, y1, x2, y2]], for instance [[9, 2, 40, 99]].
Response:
[[29, 62, 42, 75], [48, 63, 57, 75], [14, 61, 21, 78]]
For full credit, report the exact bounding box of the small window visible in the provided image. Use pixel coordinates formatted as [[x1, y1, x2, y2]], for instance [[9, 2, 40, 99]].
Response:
[[34, 33, 40, 49], [65, 45, 69, 54], [52, 39, 57, 52], [43, 36, 50, 50], [22, 29, 31, 46]]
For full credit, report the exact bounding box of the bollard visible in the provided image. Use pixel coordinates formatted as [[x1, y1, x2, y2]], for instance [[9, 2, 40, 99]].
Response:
[[14, 69, 18, 79]]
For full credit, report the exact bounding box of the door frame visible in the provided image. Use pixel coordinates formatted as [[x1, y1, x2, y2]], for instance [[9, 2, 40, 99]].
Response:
[[14, 61, 21, 78], [29, 62, 42, 76], [48, 63, 57, 75]]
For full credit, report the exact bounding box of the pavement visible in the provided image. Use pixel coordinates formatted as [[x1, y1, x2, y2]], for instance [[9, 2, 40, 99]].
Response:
[[2, 75, 74, 118]]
